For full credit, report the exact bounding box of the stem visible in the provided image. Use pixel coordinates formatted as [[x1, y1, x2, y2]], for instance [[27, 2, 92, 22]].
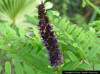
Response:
[[56, 66, 60, 74]]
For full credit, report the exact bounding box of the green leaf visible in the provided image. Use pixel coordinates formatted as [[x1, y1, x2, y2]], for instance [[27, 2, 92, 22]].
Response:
[[25, 15, 39, 25], [0, 0, 34, 23], [82, 0, 86, 8], [47, 10, 60, 16], [94, 64, 100, 70], [78, 64, 92, 70], [13, 59, 24, 74], [5, 61, 11, 74], [67, 51, 79, 62], [21, 54, 55, 73], [62, 62, 78, 70], [23, 62, 35, 74]]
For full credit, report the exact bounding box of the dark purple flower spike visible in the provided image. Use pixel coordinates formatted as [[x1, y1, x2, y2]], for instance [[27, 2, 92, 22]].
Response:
[[38, 2, 63, 67]]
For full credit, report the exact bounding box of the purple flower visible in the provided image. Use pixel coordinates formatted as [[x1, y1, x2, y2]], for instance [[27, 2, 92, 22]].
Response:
[[38, 2, 63, 67]]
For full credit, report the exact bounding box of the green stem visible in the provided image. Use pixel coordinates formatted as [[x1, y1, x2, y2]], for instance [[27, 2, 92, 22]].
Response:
[[86, 0, 100, 14], [56, 66, 60, 74]]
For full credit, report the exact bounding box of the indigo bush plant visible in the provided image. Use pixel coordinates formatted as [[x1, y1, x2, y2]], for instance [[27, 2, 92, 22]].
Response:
[[0, 0, 100, 74], [38, 2, 63, 67]]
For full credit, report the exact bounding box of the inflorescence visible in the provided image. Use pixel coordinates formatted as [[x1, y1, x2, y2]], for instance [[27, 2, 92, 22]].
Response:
[[38, 2, 63, 67]]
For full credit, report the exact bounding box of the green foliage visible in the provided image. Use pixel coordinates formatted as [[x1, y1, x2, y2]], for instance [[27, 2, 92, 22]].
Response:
[[1, 13, 100, 73], [5, 61, 11, 74], [0, 0, 37, 26], [86, 0, 100, 14], [49, 15, 100, 70], [0, 0, 100, 74]]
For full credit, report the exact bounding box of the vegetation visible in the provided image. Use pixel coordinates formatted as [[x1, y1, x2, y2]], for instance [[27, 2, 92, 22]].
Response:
[[0, 0, 100, 74]]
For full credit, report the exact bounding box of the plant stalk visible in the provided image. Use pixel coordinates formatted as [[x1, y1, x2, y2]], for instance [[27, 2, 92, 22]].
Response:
[[56, 66, 60, 74]]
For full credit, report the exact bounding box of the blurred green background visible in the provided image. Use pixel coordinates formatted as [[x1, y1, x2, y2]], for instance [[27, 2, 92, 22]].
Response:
[[0, 0, 100, 74]]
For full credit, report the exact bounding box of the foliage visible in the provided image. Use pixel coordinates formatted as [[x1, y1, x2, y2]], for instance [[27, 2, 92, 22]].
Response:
[[48, 0, 100, 24], [0, 0, 100, 74], [0, 0, 37, 26]]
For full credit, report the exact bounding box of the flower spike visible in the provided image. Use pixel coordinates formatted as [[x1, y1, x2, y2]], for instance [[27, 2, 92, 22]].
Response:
[[38, 2, 63, 67]]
